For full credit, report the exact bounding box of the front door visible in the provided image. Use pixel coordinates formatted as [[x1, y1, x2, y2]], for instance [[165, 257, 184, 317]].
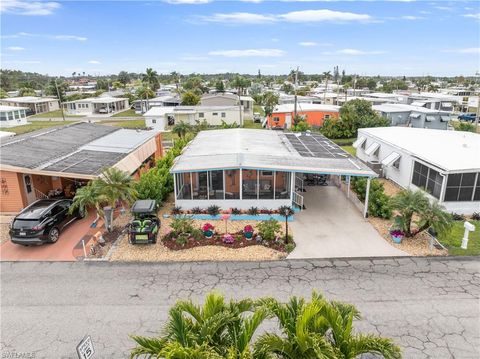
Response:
[[23, 174, 37, 204], [285, 114, 292, 129]]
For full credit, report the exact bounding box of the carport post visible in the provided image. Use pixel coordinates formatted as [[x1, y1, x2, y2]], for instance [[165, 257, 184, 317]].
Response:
[[347, 175, 351, 198], [363, 177, 371, 218]]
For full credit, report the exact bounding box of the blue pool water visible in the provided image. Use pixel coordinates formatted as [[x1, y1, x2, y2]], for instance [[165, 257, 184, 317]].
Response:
[[169, 213, 295, 222]]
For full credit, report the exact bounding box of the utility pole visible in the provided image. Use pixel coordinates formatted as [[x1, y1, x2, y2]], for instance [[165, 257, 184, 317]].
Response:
[[55, 79, 66, 121], [475, 94, 479, 132], [294, 66, 298, 120]]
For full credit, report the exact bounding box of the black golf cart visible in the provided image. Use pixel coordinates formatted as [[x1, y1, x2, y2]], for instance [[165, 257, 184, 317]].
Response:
[[128, 200, 160, 244]]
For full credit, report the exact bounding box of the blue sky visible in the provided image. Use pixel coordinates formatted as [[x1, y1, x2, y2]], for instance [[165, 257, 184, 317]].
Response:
[[1, 0, 479, 76]]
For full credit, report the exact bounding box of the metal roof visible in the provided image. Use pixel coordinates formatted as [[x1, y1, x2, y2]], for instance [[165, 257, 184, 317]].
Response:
[[273, 103, 340, 114], [171, 129, 376, 177], [0, 96, 58, 104], [0, 105, 29, 111]]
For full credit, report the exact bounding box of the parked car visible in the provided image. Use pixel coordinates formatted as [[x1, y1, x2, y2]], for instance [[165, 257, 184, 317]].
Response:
[[458, 113, 477, 122], [98, 107, 109, 114], [253, 112, 262, 123], [9, 199, 83, 246]]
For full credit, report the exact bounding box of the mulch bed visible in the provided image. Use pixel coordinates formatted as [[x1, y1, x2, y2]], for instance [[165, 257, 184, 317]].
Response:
[[89, 226, 125, 258], [162, 232, 290, 252]]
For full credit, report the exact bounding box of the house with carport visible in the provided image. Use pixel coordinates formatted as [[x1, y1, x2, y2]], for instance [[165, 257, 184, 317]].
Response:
[[266, 104, 340, 129], [62, 97, 129, 116], [0, 96, 59, 115]]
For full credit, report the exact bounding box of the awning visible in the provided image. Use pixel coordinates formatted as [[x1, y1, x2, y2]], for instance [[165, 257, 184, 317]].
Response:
[[352, 136, 366, 149], [426, 115, 436, 122], [381, 152, 401, 167], [440, 115, 450, 122], [409, 113, 421, 119], [365, 142, 380, 156], [441, 102, 453, 108]]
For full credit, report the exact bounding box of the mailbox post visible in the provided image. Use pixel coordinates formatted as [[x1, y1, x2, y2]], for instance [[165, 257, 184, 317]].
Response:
[[461, 221, 476, 250]]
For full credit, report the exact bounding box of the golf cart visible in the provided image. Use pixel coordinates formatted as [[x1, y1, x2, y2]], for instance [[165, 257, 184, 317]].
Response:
[[128, 200, 160, 244]]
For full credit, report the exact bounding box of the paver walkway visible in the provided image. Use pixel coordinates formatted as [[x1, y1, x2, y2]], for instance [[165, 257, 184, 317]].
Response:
[[288, 186, 406, 258]]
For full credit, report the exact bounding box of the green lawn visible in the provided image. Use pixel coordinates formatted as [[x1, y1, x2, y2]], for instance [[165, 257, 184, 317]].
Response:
[[253, 105, 265, 116], [30, 110, 84, 118], [100, 119, 146, 129], [332, 138, 356, 146], [110, 109, 143, 118], [8, 120, 77, 135], [438, 220, 480, 256], [341, 145, 356, 156], [243, 119, 263, 129]]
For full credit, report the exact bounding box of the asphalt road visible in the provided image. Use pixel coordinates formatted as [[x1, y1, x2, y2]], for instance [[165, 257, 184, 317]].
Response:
[[1, 257, 479, 359]]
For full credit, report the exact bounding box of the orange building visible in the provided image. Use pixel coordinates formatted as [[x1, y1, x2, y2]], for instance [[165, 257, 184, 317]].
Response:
[[0, 123, 162, 213], [267, 104, 340, 129]]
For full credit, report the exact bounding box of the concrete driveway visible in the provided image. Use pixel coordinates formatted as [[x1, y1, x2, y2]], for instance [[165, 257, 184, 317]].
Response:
[[0, 213, 96, 262], [288, 186, 407, 259]]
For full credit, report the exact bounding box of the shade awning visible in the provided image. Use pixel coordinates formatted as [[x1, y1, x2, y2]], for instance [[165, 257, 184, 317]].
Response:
[[409, 113, 421, 119], [426, 115, 436, 122], [352, 136, 366, 149], [440, 115, 450, 122], [381, 152, 401, 167], [365, 142, 380, 156]]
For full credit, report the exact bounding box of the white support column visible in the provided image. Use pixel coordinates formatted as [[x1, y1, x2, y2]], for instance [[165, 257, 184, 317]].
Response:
[[257, 170, 259, 200], [347, 175, 351, 198], [173, 173, 177, 200], [290, 171, 295, 204], [363, 177, 371, 218], [239, 169, 243, 200], [223, 170, 226, 200], [273, 171, 276, 200], [190, 172, 193, 200]]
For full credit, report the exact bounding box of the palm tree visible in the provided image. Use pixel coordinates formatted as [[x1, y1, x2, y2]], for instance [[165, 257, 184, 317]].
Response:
[[231, 76, 250, 126], [172, 121, 192, 139], [414, 199, 452, 237], [278, 206, 294, 244], [142, 67, 160, 91], [391, 189, 430, 237], [69, 181, 107, 225], [322, 71, 331, 102], [254, 292, 401, 359], [96, 168, 137, 231], [130, 293, 266, 358]]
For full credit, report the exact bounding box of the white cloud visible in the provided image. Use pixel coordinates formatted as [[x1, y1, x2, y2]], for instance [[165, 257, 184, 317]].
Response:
[[0, 0, 60, 15], [298, 41, 318, 47], [279, 9, 373, 23], [463, 13, 480, 20], [88, 60, 101, 64], [209, 48, 285, 57], [54, 35, 87, 41], [326, 48, 387, 55], [7, 46, 24, 50], [201, 12, 276, 23], [401, 15, 424, 20], [443, 47, 480, 54], [434, 6, 453, 11]]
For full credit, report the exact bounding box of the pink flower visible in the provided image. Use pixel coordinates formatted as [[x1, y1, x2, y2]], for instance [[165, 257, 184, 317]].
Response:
[[202, 223, 214, 231], [244, 225, 254, 233], [223, 234, 234, 244]]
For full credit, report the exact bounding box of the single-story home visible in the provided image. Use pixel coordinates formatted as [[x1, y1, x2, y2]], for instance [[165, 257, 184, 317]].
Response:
[[144, 105, 241, 130], [354, 127, 480, 215], [133, 95, 181, 114], [0, 96, 60, 115], [266, 104, 340, 129], [372, 104, 451, 130], [170, 129, 376, 213], [0, 105, 28, 128], [62, 97, 129, 116], [0, 122, 162, 213], [200, 93, 254, 120]]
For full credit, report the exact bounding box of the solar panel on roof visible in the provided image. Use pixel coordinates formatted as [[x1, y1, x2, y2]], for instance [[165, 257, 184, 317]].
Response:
[[284, 133, 350, 159]]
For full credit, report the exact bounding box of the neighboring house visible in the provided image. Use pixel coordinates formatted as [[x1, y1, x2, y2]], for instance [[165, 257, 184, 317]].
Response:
[[362, 92, 408, 104], [0, 96, 60, 115], [337, 96, 392, 106], [200, 93, 254, 119], [133, 95, 181, 114], [355, 127, 480, 215], [372, 104, 451, 130], [171, 129, 375, 212], [63, 97, 129, 116], [0, 123, 163, 213], [0, 105, 28, 128], [266, 104, 340, 129], [277, 94, 316, 105], [144, 106, 242, 130], [408, 92, 458, 111]]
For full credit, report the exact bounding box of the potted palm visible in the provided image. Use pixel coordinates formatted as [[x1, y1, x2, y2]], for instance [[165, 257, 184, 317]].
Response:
[[202, 223, 214, 238]]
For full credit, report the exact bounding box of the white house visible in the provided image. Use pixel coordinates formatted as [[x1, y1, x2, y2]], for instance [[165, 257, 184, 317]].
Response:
[[200, 93, 254, 119], [144, 106, 242, 130], [355, 127, 480, 215], [63, 97, 129, 116], [0, 96, 59, 115], [0, 105, 28, 128], [372, 104, 451, 130]]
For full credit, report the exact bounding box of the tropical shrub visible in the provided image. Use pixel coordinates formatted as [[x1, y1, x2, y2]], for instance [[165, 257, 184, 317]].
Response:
[[452, 121, 475, 133], [247, 206, 259, 216], [130, 292, 401, 359], [472, 212, 480, 221], [257, 219, 281, 242], [207, 205, 221, 216], [231, 207, 241, 215], [170, 216, 195, 237], [451, 212, 466, 221], [191, 206, 202, 214], [292, 120, 311, 132], [171, 206, 182, 215], [351, 177, 392, 219]]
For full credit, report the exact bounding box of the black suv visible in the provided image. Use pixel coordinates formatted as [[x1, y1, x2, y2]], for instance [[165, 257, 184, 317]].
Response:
[[10, 199, 82, 246]]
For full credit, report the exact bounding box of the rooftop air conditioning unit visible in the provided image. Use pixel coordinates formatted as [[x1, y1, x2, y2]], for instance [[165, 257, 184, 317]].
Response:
[[367, 160, 384, 177]]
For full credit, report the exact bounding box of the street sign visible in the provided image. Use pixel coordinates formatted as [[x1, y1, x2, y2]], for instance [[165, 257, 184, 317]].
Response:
[[76, 335, 95, 359]]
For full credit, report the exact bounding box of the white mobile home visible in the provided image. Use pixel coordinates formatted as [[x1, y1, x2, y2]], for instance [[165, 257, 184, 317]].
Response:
[[0, 105, 28, 128], [355, 127, 480, 215], [0, 96, 59, 115], [63, 97, 129, 116]]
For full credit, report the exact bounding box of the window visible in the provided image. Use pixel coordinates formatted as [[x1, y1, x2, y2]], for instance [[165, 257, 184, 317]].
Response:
[[411, 161, 443, 199], [225, 170, 240, 199], [208, 171, 224, 199], [261, 171, 273, 176], [445, 172, 478, 202], [242, 169, 258, 199], [152, 119, 156, 124], [275, 172, 291, 199], [324, 114, 331, 120], [0, 113, 7, 121], [212, 112, 218, 116], [273, 117, 280, 122], [199, 112, 204, 118], [221, 112, 226, 118]]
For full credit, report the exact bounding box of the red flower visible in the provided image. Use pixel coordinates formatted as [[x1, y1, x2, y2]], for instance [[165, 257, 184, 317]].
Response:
[[244, 225, 254, 233], [202, 223, 214, 231]]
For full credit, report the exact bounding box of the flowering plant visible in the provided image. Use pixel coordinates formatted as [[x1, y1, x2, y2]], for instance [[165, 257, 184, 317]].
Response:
[[223, 234, 234, 244], [202, 223, 214, 232], [389, 229, 404, 237], [244, 225, 254, 233]]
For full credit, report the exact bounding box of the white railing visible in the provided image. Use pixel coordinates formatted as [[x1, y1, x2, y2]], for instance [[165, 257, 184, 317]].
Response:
[[295, 175, 304, 192], [292, 191, 304, 209], [34, 188, 48, 200]]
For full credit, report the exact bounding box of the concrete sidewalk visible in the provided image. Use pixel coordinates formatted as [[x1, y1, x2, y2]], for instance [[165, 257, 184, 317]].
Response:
[[288, 186, 407, 259]]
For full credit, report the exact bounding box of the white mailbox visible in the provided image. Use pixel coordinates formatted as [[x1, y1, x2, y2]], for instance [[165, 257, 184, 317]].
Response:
[[461, 221, 476, 249]]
